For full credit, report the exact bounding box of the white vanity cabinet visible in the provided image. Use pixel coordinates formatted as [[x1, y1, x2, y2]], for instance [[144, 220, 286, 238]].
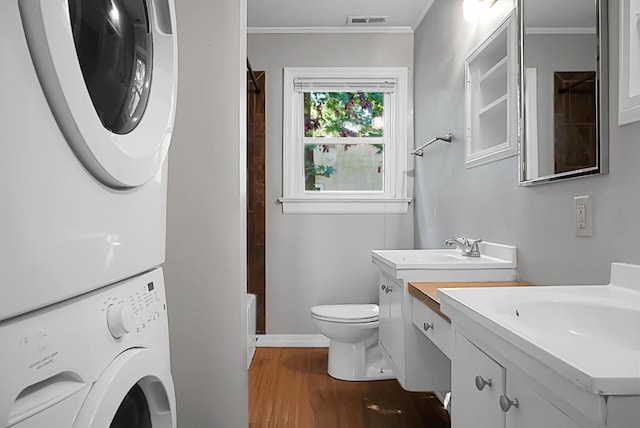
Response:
[[378, 274, 403, 370], [411, 295, 452, 359], [371, 244, 517, 394], [452, 333, 503, 428], [440, 264, 640, 428], [452, 332, 580, 428], [504, 370, 581, 428], [377, 271, 451, 392]]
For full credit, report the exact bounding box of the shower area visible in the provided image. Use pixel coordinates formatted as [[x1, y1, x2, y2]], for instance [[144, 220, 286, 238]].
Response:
[[247, 61, 265, 336]]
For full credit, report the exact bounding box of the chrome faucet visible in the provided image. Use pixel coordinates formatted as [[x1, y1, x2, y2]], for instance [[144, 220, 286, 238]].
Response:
[[444, 237, 482, 257]]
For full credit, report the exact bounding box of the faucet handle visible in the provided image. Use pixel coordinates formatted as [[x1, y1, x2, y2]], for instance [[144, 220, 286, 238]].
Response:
[[467, 239, 483, 257], [445, 237, 468, 246]]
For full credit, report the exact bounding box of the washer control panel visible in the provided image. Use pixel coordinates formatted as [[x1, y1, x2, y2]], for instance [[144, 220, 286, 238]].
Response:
[[106, 303, 134, 338], [0, 267, 169, 425], [100, 273, 165, 341]]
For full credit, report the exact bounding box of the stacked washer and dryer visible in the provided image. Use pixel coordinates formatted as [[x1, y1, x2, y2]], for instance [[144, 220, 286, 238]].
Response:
[[1, 0, 178, 426]]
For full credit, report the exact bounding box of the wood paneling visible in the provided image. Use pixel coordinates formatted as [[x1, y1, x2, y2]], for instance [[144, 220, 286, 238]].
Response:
[[553, 71, 596, 174], [247, 72, 266, 334], [249, 347, 451, 428]]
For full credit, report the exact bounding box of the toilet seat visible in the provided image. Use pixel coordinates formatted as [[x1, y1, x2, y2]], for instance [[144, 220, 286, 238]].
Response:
[[310, 304, 379, 324]]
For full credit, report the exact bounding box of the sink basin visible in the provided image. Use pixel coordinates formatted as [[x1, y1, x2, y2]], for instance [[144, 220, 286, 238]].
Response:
[[371, 242, 517, 282], [494, 295, 640, 352], [372, 249, 514, 269], [439, 263, 640, 395]]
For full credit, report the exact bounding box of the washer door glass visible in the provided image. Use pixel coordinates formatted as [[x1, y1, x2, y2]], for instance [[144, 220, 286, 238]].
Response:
[[20, 0, 177, 188], [111, 384, 152, 428], [68, 0, 153, 134]]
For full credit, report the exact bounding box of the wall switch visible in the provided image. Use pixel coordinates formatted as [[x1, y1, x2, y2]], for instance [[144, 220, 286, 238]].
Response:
[[574, 195, 592, 237]]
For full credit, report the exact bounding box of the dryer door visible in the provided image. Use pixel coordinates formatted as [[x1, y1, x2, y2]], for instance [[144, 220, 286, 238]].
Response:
[[73, 348, 176, 428], [19, 0, 177, 189]]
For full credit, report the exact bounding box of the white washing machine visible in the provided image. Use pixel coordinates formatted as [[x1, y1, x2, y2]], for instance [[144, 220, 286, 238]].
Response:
[[0, 268, 176, 427], [0, 0, 178, 321]]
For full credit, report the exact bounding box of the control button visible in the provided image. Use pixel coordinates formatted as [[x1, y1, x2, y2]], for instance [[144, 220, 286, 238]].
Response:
[[106, 304, 135, 339]]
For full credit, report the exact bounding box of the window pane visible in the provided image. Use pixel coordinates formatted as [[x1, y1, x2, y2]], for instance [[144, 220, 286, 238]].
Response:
[[305, 144, 384, 191], [304, 92, 384, 138]]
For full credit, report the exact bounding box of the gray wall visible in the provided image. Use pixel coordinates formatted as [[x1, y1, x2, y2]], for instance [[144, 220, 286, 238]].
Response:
[[247, 33, 414, 334], [164, 0, 248, 426], [414, 0, 640, 285]]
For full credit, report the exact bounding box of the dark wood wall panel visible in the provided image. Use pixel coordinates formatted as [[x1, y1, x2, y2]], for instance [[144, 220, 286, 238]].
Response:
[[247, 72, 266, 334]]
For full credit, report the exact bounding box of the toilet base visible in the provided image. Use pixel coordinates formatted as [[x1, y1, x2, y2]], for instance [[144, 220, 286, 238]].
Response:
[[327, 335, 395, 382]]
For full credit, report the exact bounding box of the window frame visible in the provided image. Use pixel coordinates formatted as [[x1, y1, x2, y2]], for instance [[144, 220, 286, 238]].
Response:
[[280, 67, 411, 214]]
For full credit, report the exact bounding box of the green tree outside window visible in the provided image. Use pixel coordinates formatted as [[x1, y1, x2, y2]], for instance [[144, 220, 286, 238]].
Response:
[[304, 92, 384, 191]]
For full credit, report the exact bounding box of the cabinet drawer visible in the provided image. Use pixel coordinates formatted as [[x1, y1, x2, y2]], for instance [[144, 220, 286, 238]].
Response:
[[411, 297, 452, 359]]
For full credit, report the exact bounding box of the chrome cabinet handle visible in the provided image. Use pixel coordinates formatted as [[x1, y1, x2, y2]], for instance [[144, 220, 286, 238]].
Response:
[[474, 375, 492, 391], [385, 286, 392, 294], [381, 284, 387, 291], [499, 394, 519, 412], [423, 322, 434, 332]]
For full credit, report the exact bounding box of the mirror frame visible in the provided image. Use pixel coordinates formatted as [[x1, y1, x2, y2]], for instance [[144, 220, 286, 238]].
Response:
[[517, 0, 609, 186]]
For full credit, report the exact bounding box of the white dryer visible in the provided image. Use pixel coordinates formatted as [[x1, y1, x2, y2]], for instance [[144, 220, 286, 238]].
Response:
[[0, 268, 176, 427], [0, 0, 178, 321]]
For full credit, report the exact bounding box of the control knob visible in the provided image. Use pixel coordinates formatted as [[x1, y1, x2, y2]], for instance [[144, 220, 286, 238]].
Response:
[[106, 304, 135, 339]]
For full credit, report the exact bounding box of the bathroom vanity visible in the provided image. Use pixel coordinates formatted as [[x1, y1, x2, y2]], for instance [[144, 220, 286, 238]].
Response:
[[439, 263, 640, 428], [376, 268, 450, 393], [408, 281, 528, 361], [371, 242, 517, 393]]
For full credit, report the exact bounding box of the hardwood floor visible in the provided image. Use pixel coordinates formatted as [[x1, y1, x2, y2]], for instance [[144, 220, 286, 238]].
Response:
[[249, 347, 451, 428]]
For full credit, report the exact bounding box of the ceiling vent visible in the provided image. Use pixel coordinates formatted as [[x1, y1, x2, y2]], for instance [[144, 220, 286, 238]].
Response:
[[346, 15, 388, 25]]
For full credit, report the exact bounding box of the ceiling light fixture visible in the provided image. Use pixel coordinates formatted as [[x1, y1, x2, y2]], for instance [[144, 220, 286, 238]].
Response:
[[463, 0, 498, 22]]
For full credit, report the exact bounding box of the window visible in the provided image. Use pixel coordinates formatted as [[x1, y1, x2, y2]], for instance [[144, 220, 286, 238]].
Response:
[[280, 68, 411, 214]]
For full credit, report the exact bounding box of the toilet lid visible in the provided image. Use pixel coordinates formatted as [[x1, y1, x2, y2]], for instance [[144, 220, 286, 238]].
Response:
[[311, 304, 379, 323]]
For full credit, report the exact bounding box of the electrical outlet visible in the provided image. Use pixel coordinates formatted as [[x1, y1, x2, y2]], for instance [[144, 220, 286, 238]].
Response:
[[574, 195, 592, 237], [577, 204, 586, 229]]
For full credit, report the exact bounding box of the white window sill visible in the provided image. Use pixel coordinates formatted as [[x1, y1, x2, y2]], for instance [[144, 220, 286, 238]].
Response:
[[278, 197, 412, 214]]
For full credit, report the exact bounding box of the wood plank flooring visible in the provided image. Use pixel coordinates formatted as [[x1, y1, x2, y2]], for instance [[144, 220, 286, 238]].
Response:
[[249, 347, 451, 428]]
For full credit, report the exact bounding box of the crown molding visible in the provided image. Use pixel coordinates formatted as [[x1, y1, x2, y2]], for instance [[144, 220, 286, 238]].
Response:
[[412, 0, 435, 30]]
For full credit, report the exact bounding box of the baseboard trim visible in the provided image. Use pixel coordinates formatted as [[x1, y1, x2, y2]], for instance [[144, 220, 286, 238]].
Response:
[[256, 334, 329, 347]]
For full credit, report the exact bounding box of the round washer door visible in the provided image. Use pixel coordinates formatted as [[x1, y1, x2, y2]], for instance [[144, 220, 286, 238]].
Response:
[[73, 349, 176, 428], [20, 0, 178, 189]]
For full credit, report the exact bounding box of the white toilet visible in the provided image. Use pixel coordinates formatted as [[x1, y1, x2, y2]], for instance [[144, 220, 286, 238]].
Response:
[[310, 304, 394, 381]]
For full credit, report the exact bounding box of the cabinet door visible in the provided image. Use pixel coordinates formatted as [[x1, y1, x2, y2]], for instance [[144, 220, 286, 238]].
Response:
[[464, 10, 517, 168], [452, 333, 505, 428], [387, 280, 403, 367], [378, 275, 392, 357], [504, 371, 581, 428]]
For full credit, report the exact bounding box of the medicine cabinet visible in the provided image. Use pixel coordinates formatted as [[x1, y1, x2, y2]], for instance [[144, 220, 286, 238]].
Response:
[[518, 0, 608, 185], [465, 11, 518, 168]]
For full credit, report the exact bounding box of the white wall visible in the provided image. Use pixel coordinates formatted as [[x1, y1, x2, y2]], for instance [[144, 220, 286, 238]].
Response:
[[247, 33, 414, 333], [164, 0, 248, 426], [414, 0, 640, 285]]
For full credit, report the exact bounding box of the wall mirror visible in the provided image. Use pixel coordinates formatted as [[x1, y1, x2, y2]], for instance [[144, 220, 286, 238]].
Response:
[[518, 0, 608, 185]]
